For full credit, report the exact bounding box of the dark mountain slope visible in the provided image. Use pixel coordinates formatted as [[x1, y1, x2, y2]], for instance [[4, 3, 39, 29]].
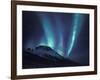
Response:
[[23, 46, 81, 69]]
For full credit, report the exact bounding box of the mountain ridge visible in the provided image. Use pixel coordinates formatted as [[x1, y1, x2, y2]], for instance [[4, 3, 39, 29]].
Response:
[[23, 45, 81, 69]]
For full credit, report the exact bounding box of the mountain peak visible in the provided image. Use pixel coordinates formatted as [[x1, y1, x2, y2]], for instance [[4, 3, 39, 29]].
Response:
[[35, 45, 53, 51]]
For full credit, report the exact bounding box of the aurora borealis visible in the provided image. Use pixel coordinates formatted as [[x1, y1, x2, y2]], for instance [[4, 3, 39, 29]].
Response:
[[22, 11, 89, 65], [67, 14, 85, 56]]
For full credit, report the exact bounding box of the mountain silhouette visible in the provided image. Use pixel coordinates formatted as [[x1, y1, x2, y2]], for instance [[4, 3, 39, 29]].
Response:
[[23, 46, 81, 69]]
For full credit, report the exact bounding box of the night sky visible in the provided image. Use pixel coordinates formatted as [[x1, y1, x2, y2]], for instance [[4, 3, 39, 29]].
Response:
[[22, 11, 89, 65]]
